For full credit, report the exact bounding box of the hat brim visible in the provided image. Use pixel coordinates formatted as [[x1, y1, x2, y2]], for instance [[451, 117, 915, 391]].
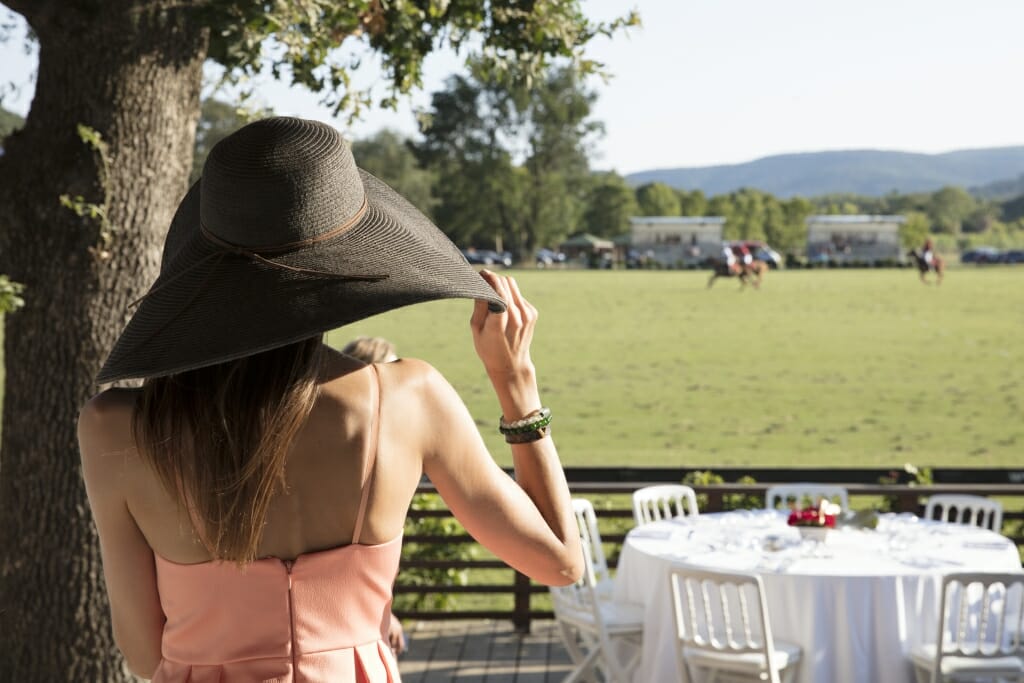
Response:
[[97, 169, 506, 383]]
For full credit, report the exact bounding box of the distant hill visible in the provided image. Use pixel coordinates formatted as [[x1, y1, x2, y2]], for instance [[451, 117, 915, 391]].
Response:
[[971, 173, 1024, 201], [626, 147, 1024, 198]]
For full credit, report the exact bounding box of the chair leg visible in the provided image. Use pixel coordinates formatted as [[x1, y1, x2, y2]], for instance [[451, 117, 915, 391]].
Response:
[[599, 637, 640, 683], [561, 647, 601, 683], [684, 662, 705, 683], [557, 620, 589, 666], [910, 663, 929, 683]]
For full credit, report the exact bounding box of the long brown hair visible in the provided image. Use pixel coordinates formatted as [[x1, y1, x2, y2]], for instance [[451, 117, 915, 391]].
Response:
[[132, 337, 324, 564]]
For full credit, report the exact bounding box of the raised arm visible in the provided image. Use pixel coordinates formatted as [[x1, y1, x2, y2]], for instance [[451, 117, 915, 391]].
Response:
[[419, 271, 583, 586]]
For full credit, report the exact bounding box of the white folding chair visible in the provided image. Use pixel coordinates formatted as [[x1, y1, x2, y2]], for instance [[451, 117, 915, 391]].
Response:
[[573, 497, 613, 597], [910, 572, 1024, 683], [633, 485, 699, 526], [550, 498, 644, 683], [924, 494, 1004, 533], [764, 484, 849, 511], [668, 565, 801, 683]]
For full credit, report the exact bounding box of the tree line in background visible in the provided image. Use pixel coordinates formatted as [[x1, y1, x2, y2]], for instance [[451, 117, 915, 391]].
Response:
[[10, 65, 1024, 264], [187, 67, 1024, 260]]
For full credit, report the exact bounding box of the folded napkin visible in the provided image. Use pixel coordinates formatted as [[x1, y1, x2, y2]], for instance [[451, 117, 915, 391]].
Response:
[[630, 528, 674, 540], [962, 540, 1011, 550]]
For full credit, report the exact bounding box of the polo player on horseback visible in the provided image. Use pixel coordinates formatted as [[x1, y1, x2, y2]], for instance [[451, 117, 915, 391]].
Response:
[[922, 238, 935, 267], [722, 243, 741, 275]]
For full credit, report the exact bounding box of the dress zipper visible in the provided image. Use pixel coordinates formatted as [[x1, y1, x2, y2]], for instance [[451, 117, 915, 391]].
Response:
[[284, 560, 297, 679]]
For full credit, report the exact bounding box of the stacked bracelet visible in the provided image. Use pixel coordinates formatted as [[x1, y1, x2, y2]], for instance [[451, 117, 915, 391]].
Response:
[[505, 425, 551, 444], [499, 407, 552, 444]]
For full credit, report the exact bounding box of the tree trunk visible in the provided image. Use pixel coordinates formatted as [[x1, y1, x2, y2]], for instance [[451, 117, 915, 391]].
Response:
[[0, 3, 208, 679]]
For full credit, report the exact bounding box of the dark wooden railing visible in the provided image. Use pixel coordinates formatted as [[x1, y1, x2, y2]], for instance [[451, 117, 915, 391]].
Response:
[[392, 468, 1024, 633]]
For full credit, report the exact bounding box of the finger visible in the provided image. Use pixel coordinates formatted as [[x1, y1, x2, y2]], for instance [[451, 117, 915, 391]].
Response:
[[505, 276, 535, 321], [481, 270, 510, 315], [496, 276, 522, 330], [483, 274, 514, 327], [470, 297, 490, 332], [505, 276, 537, 338]]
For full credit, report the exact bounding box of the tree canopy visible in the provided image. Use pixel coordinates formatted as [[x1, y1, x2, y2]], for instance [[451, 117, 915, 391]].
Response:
[[583, 171, 637, 237], [414, 62, 602, 255], [635, 181, 680, 216], [352, 128, 436, 216]]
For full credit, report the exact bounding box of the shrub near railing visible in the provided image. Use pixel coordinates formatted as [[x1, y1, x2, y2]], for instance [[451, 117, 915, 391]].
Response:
[[394, 493, 475, 612]]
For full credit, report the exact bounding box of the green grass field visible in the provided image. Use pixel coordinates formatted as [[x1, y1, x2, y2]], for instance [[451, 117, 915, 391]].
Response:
[[2, 268, 1020, 468], [329, 267, 1024, 468]]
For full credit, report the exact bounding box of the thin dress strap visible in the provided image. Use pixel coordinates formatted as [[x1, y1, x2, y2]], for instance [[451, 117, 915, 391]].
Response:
[[351, 363, 382, 545]]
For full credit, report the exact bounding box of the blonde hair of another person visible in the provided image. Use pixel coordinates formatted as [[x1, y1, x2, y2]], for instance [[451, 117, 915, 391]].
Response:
[[341, 336, 398, 364]]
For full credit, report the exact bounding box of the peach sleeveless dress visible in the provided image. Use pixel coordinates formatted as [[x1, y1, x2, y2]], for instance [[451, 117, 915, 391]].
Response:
[[151, 366, 403, 682]]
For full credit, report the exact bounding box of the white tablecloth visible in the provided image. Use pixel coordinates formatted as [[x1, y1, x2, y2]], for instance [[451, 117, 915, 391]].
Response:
[[613, 510, 1022, 683]]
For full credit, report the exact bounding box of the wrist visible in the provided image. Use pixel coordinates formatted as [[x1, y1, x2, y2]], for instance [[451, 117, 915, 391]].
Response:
[[489, 366, 540, 420]]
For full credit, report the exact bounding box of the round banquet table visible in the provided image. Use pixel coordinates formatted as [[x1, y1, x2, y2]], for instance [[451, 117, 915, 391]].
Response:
[[613, 510, 1022, 683]]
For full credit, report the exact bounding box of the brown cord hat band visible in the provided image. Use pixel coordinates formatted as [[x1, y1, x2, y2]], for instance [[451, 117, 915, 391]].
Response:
[[200, 198, 370, 254]]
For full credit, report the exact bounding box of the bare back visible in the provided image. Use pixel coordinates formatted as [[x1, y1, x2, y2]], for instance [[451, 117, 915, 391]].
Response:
[[94, 349, 424, 564]]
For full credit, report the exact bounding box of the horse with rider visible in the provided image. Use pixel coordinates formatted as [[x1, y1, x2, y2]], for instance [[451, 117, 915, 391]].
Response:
[[708, 241, 769, 289], [907, 237, 944, 284]]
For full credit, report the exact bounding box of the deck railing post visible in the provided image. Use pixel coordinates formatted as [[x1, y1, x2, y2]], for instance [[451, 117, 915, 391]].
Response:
[[897, 490, 918, 514], [705, 489, 724, 513], [512, 570, 532, 633]]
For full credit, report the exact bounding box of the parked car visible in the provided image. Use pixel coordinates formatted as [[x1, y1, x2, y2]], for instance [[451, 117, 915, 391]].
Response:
[[961, 247, 1002, 264], [535, 248, 567, 267], [461, 248, 513, 267], [1001, 249, 1024, 264]]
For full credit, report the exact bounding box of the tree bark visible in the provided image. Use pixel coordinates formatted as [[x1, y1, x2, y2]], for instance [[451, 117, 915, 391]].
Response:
[[0, 3, 208, 679]]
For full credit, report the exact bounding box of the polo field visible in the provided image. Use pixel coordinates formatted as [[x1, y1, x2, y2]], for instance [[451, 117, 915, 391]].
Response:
[[330, 266, 1024, 468]]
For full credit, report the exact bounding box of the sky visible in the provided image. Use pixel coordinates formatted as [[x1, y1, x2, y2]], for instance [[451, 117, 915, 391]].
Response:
[[2, 0, 1023, 174]]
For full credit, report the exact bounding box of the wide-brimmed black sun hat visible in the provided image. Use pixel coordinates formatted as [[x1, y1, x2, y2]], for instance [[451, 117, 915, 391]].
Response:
[[97, 116, 506, 383]]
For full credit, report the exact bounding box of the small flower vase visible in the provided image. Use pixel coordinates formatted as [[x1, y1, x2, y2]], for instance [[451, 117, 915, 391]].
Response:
[[798, 526, 829, 542]]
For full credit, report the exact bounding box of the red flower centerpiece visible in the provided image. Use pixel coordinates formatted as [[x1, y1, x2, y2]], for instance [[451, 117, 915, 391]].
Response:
[[787, 498, 839, 541]]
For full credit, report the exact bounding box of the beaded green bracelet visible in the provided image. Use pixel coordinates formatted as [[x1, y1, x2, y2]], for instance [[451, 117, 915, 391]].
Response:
[[505, 425, 551, 444], [499, 407, 552, 435]]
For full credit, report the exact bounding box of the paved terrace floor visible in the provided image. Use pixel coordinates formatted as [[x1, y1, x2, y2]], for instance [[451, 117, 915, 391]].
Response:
[[398, 619, 574, 682]]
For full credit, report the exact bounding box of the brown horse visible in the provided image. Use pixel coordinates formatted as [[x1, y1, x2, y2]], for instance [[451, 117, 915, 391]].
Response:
[[745, 260, 769, 288], [907, 250, 944, 285], [707, 260, 767, 290]]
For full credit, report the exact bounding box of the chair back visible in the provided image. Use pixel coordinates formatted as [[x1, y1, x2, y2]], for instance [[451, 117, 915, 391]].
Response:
[[928, 572, 1024, 681], [633, 485, 699, 526], [572, 497, 611, 588], [924, 494, 1003, 532], [668, 565, 781, 683], [764, 484, 849, 511], [548, 538, 602, 631], [552, 497, 643, 683]]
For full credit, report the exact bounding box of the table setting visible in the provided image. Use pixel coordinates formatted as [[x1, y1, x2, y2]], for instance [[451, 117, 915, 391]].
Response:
[[615, 509, 1022, 683]]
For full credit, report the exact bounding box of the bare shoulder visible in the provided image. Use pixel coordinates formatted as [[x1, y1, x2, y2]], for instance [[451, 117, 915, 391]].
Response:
[[375, 357, 461, 409], [377, 357, 445, 388], [79, 388, 137, 435], [78, 388, 140, 479]]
